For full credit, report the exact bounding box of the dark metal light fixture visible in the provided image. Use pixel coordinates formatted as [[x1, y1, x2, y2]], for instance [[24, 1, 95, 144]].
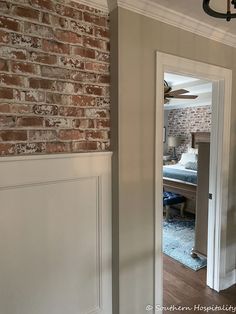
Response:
[[203, 0, 236, 21]]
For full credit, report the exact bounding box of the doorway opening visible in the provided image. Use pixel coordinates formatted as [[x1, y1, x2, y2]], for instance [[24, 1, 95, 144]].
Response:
[[154, 52, 232, 307], [162, 72, 212, 305]]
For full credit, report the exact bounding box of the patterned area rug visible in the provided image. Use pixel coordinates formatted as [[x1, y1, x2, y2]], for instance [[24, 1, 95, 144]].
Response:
[[163, 216, 207, 271]]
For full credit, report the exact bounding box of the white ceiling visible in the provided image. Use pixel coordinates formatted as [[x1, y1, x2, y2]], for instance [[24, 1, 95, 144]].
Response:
[[150, 0, 236, 36], [164, 73, 212, 109]]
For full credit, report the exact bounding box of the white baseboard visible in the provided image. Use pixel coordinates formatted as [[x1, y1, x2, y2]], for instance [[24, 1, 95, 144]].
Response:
[[220, 269, 236, 291]]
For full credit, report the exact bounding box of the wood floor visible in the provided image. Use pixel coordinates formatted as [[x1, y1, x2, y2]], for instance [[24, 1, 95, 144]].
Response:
[[163, 255, 236, 313]]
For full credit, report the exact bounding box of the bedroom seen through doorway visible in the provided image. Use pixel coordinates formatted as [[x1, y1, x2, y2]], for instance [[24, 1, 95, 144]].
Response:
[[162, 72, 212, 305]]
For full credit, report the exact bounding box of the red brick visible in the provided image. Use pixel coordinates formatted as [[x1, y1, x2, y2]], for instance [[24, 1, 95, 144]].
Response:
[[16, 116, 44, 127], [42, 13, 68, 28], [29, 78, 55, 90], [71, 46, 95, 59], [46, 93, 71, 105], [95, 119, 110, 128], [11, 61, 39, 75], [58, 129, 85, 140], [55, 4, 82, 19], [33, 104, 58, 116], [0, 143, 15, 155], [31, 0, 54, 10], [85, 62, 109, 73], [0, 58, 9, 71], [15, 142, 46, 154], [41, 66, 71, 79], [0, 73, 26, 87], [73, 118, 95, 129], [56, 81, 82, 94], [83, 36, 106, 50], [0, 47, 27, 60], [11, 33, 42, 49], [70, 71, 97, 83], [0, 1, 11, 14], [11, 104, 33, 114], [46, 142, 71, 153], [97, 74, 110, 84], [70, 20, 94, 35], [95, 51, 109, 63], [24, 90, 45, 102], [24, 22, 54, 39], [0, 16, 21, 31], [55, 30, 82, 44], [72, 140, 97, 151], [96, 97, 110, 107], [0, 30, 9, 43], [71, 95, 96, 106], [29, 52, 57, 65], [85, 85, 103, 96], [28, 130, 57, 141], [0, 115, 15, 127], [45, 117, 71, 128], [42, 39, 69, 54], [58, 56, 84, 69], [84, 108, 109, 118], [0, 130, 27, 141], [83, 12, 107, 27], [12, 6, 40, 21], [0, 87, 13, 99], [69, 1, 102, 14], [59, 106, 84, 117], [10, 49, 27, 60], [94, 26, 109, 39], [86, 130, 109, 140], [0, 104, 10, 113]]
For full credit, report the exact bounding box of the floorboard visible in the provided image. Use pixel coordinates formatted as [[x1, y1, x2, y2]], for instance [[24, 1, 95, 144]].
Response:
[[163, 254, 236, 313]]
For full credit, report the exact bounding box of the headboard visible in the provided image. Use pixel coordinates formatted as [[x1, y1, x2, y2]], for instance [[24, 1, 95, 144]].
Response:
[[191, 132, 210, 148]]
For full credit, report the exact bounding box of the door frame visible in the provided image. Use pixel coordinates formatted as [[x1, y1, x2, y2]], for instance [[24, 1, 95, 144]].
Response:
[[155, 52, 232, 307]]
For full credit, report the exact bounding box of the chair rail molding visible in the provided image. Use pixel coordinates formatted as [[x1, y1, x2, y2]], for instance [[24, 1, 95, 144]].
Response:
[[107, 0, 236, 48]]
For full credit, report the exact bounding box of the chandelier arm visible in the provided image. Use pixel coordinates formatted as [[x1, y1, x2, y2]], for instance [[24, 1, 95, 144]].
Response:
[[203, 0, 236, 20]]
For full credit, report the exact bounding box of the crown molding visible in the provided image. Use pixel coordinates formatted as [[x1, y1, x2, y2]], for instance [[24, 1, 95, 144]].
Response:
[[74, 0, 109, 12], [108, 0, 236, 48], [80, 0, 236, 48]]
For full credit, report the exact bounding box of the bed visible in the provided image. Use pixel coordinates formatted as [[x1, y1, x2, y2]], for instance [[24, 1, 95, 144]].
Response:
[[163, 132, 210, 213]]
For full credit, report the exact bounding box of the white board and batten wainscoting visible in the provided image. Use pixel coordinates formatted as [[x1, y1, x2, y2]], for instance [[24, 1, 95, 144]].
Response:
[[0, 152, 112, 314]]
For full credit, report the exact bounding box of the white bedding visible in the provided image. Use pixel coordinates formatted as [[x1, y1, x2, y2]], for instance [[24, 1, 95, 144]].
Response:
[[163, 163, 197, 173], [163, 163, 197, 186]]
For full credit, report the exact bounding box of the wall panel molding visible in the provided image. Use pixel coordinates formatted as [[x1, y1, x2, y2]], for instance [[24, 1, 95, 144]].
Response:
[[0, 152, 112, 314]]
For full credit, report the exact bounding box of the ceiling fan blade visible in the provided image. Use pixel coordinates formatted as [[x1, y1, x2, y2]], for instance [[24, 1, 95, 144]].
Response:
[[164, 86, 171, 94], [165, 89, 189, 96], [167, 95, 198, 99]]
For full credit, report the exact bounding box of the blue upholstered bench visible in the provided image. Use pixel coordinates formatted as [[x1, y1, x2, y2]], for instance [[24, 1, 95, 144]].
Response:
[[163, 191, 185, 220]]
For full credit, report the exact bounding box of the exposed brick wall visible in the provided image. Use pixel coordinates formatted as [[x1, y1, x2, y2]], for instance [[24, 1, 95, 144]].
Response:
[[0, 0, 110, 156], [168, 106, 211, 157]]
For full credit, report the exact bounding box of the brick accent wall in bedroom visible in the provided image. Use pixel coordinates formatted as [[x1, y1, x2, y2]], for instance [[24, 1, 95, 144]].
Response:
[[0, 0, 110, 155], [168, 105, 211, 157]]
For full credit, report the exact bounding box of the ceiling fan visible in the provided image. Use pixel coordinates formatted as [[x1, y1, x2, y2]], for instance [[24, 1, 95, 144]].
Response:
[[164, 80, 198, 104]]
